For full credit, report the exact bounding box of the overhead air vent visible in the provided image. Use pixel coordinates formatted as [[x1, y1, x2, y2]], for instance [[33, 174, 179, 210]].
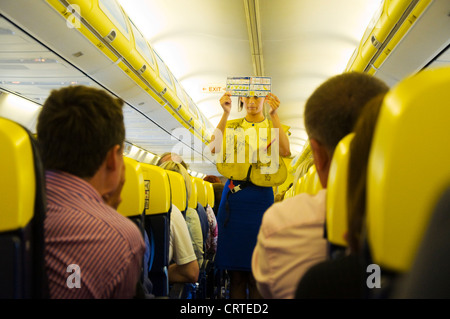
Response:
[[138, 64, 146, 74], [104, 30, 116, 43]]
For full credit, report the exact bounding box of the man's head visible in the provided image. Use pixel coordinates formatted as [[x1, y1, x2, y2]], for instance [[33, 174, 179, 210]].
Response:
[[37, 85, 125, 191], [304, 72, 389, 188]]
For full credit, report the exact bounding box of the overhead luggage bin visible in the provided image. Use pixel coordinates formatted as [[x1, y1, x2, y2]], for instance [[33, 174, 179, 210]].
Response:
[[40, 0, 213, 151], [346, 0, 432, 74]]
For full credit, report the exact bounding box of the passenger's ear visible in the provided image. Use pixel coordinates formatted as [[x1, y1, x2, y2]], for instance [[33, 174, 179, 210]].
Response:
[[310, 138, 331, 188], [105, 144, 121, 171]]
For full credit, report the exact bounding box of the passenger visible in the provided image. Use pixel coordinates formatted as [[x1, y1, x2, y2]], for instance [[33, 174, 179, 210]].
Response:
[[160, 161, 204, 268], [210, 92, 291, 299], [167, 203, 199, 283], [195, 198, 210, 252], [203, 175, 222, 184], [295, 93, 387, 299], [252, 72, 389, 299], [102, 166, 154, 298], [156, 160, 199, 283], [203, 175, 224, 218], [37, 85, 145, 298], [202, 177, 220, 257], [156, 151, 189, 170]]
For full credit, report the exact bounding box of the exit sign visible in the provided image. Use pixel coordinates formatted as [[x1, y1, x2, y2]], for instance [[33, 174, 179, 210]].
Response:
[[201, 84, 226, 93]]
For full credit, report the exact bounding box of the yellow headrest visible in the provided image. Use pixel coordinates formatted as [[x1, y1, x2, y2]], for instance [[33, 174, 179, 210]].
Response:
[[194, 177, 207, 207], [294, 175, 306, 195], [326, 133, 354, 247], [309, 165, 323, 195], [140, 163, 171, 215], [117, 157, 145, 217], [367, 66, 450, 273], [188, 176, 198, 209], [301, 165, 322, 195], [0, 118, 35, 232], [284, 186, 293, 199], [166, 170, 187, 212], [205, 181, 215, 208]]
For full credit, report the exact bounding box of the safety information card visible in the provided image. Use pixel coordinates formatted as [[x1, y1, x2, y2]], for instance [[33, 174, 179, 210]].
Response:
[[226, 76, 271, 97]]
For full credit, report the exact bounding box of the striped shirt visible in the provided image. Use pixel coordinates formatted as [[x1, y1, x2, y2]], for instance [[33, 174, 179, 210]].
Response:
[[44, 170, 145, 299]]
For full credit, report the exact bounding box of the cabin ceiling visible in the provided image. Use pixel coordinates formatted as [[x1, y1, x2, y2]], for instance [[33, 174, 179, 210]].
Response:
[[1, 0, 448, 176]]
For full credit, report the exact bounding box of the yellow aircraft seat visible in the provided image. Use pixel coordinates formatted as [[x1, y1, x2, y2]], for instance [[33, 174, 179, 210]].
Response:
[[0, 117, 48, 298], [139, 163, 171, 297], [188, 176, 198, 210], [205, 181, 215, 209], [366, 66, 450, 274], [194, 177, 208, 208], [166, 170, 187, 216], [326, 133, 354, 250], [304, 165, 321, 195], [294, 175, 306, 195], [284, 185, 294, 199], [117, 157, 146, 233], [310, 165, 323, 195]]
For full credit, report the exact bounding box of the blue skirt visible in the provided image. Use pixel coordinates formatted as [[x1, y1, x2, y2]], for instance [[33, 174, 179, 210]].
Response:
[[215, 180, 274, 271]]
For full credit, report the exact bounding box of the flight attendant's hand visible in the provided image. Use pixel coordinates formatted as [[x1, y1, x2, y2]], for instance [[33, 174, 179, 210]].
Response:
[[220, 92, 232, 114], [265, 93, 280, 116]]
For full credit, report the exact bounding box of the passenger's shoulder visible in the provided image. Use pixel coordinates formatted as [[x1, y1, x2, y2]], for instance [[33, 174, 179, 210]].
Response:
[[261, 190, 327, 230]]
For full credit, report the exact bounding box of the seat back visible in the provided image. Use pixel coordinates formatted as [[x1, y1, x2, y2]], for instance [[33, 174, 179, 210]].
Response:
[[305, 165, 322, 195], [0, 117, 48, 298], [140, 163, 171, 296], [188, 176, 198, 210], [193, 177, 208, 208], [205, 181, 215, 209], [393, 184, 450, 298], [366, 66, 450, 273], [326, 133, 354, 249], [117, 157, 146, 234], [294, 174, 306, 195], [166, 170, 187, 216]]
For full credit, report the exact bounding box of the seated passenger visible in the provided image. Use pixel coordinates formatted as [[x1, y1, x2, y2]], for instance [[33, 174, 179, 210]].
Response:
[[204, 203, 218, 257], [168, 203, 200, 283], [156, 151, 189, 170], [295, 93, 386, 299], [251, 72, 389, 299], [203, 175, 224, 217], [211, 183, 224, 216], [37, 85, 145, 298], [102, 166, 154, 298], [160, 161, 204, 268]]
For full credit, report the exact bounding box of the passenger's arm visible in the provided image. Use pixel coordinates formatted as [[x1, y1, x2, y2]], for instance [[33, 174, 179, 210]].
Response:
[[168, 260, 199, 283], [209, 92, 232, 154], [266, 93, 291, 157], [169, 206, 200, 283]]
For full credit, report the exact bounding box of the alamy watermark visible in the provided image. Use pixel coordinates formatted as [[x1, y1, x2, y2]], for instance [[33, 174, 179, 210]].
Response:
[[366, 263, 381, 289], [66, 264, 81, 288]]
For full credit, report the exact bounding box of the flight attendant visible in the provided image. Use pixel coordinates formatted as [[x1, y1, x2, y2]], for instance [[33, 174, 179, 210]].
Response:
[[210, 91, 290, 298]]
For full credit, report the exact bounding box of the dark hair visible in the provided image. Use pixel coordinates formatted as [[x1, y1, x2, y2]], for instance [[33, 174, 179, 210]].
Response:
[[37, 85, 125, 178], [304, 72, 389, 155], [203, 175, 222, 183], [212, 183, 224, 216], [346, 93, 386, 254]]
